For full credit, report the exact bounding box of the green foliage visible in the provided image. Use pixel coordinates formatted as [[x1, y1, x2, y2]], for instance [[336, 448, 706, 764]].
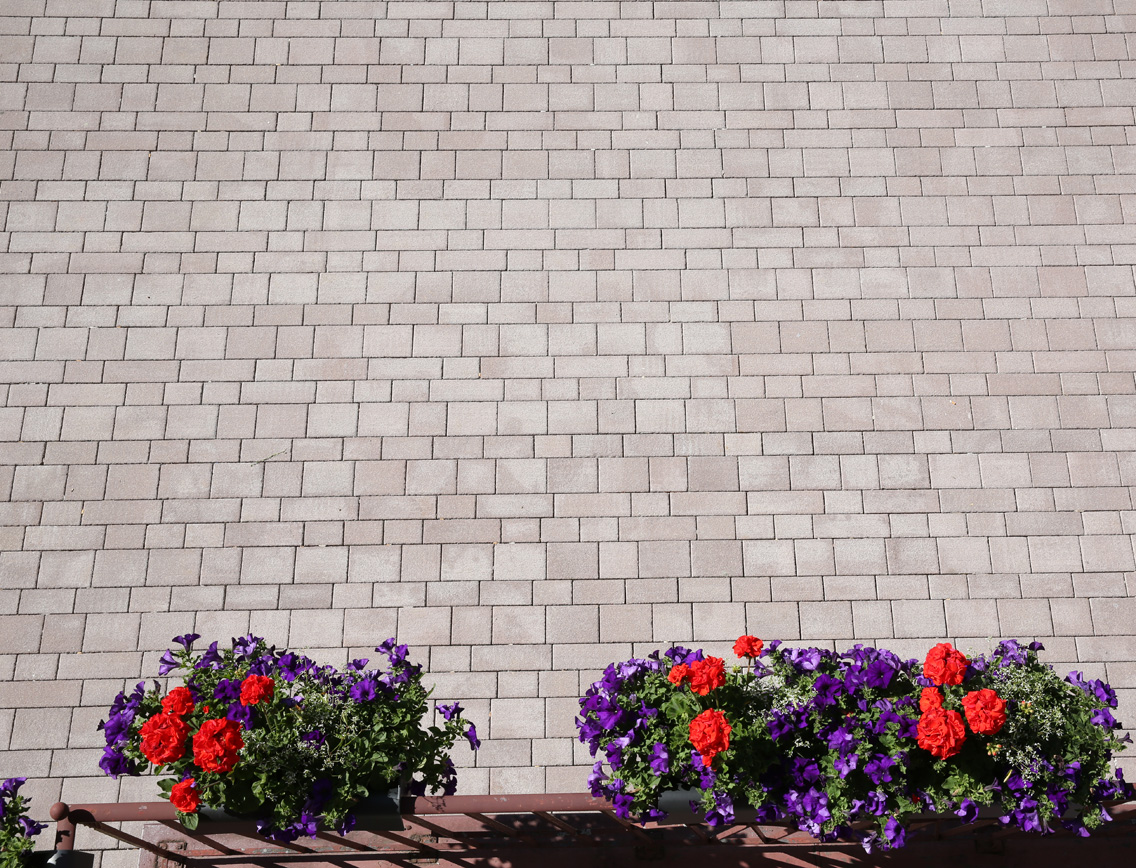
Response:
[[101, 636, 477, 840], [579, 640, 1132, 852], [0, 781, 43, 868]]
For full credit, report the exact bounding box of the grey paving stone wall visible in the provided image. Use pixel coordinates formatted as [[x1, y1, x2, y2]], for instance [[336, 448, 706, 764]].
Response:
[[2, 0, 1136, 852]]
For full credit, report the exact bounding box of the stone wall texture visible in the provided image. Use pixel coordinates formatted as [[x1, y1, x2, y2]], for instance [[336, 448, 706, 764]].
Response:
[[1, 0, 1135, 858]]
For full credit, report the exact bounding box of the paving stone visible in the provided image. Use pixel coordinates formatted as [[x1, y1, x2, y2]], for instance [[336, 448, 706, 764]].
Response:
[[3, 0, 1136, 807]]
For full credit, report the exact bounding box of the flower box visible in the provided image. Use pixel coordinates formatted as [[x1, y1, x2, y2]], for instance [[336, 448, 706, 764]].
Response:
[[98, 635, 479, 842], [194, 780, 406, 832], [2, 778, 48, 868], [578, 637, 1133, 852]]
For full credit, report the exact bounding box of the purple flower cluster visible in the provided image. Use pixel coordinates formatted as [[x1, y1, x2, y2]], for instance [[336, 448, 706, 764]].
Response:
[[577, 654, 666, 756], [97, 633, 478, 843], [1, 777, 46, 841], [578, 637, 1132, 852], [97, 679, 147, 778]]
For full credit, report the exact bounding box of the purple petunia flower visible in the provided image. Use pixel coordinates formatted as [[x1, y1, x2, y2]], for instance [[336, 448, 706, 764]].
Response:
[[465, 723, 481, 750], [825, 726, 855, 753], [1, 777, 26, 798], [349, 676, 378, 703], [19, 817, 47, 838], [337, 813, 357, 835], [611, 790, 635, 820], [438, 702, 463, 721], [233, 634, 261, 658], [705, 791, 735, 827], [883, 817, 905, 847], [864, 754, 896, 785], [1091, 707, 1118, 729], [789, 758, 823, 787], [214, 678, 242, 702], [301, 729, 325, 747], [172, 633, 200, 650], [956, 798, 978, 823], [99, 744, 137, 778], [863, 790, 887, 816], [587, 760, 607, 797], [863, 659, 896, 689], [157, 649, 180, 676], [768, 705, 808, 740], [785, 647, 822, 671], [226, 702, 255, 728], [196, 641, 224, 670], [377, 639, 409, 664], [812, 674, 843, 707], [834, 753, 859, 778], [649, 743, 669, 775]]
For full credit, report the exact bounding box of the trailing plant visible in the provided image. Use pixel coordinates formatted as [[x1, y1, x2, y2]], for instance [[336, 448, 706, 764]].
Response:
[[0, 777, 45, 868], [578, 637, 1132, 852], [99, 634, 479, 842]]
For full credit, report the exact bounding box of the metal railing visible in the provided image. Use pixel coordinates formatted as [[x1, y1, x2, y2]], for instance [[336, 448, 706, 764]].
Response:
[[48, 796, 1136, 868]]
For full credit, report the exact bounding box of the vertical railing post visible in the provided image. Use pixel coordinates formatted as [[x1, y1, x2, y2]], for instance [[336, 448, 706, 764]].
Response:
[[50, 803, 75, 852]]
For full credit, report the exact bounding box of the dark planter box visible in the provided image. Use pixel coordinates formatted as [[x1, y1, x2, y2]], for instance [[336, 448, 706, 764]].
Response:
[[655, 787, 757, 826], [196, 781, 405, 834], [23, 852, 95, 868]]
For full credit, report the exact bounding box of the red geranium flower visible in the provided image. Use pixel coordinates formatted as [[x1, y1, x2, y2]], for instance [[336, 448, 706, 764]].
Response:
[[667, 664, 691, 686], [916, 707, 966, 759], [239, 674, 275, 706], [192, 718, 244, 773], [688, 657, 726, 696], [161, 686, 195, 717], [919, 687, 944, 712], [170, 778, 200, 814], [139, 713, 189, 766], [961, 688, 1007, 736], [689, 709, 731, 766], [923, 643, 968, 687], [733, 635, 764, 659]]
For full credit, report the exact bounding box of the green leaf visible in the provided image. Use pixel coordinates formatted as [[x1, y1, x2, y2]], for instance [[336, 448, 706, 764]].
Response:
[[178, 811, 199, 832]]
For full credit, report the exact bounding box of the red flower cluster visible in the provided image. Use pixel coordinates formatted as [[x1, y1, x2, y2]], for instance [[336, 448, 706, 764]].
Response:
[[689, 709, 731, 766], [688, 657, 726, 696], [161, 686, 195, 717], [139, 713, 189, 766], [961, 688, 1007, 736], [916, 707, 966, 759], [919, 687, 943, 712], [923, 643, 968, 686], [192, 718, 245, 773], [916, 656, 1007, 759], [733, 635, 764, 659], [668, 657, 726, 695], [170, 778, 200, 814], [239, 674, 275, 706], [667, 664, 690, 686]]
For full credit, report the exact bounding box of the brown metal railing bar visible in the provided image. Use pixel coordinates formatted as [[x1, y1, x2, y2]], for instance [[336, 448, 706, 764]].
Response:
[[172, 851, 425, 866], [311, 831, 375, 852], [70, 815, 190, 865], [156, 820, 244, 856], [599, 809, 657, 844], [50, 797, 1136, 863], [366, 831, 478, 868], [710, 823, 751, 842], [746, 823, 772, 844], [532, 811, 595, 845], [464, 812, 539, 845], [407, 793, 606, 815], [399, 814, 479, 847], [682, 822, 714, 843]]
